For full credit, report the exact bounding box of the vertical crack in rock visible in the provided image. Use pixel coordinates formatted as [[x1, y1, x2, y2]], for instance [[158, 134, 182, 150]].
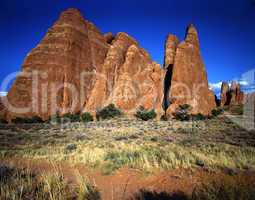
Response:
[[162, 35, 179, 113], [163, 64, 173, 113]]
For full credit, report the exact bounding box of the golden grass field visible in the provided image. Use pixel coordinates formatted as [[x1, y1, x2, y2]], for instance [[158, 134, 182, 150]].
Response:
[[0, 109, 255, 199]]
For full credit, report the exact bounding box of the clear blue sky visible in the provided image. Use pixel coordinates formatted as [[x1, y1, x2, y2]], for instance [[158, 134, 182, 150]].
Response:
[[0, 0, 255, 93]]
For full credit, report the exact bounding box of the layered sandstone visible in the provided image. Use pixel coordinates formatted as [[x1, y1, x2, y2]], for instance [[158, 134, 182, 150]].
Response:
[[85, 33, 164, 115], [220, 82, 230, 106], [6, 8, 109, 121], [229, 82, 244, 105], [164, 25, 216, 115], [220, 81, 244, 106], [4, 9, 216, 121]]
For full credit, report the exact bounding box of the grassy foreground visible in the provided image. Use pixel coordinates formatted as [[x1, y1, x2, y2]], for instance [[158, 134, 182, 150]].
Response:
[[0, 115, 254, 174], [0, 113, 255, 199]]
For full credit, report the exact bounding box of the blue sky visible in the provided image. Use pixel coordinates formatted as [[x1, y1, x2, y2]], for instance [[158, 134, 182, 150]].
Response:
[[0, 0, 255, 94]]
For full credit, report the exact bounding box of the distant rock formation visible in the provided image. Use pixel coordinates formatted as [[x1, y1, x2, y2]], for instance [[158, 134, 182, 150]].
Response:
[[3, 8, 216, 121], [220, 82, 230, 106], [229, 81, 244, 105], [163, 25, 216, 115], [220, 81, 244, 106]]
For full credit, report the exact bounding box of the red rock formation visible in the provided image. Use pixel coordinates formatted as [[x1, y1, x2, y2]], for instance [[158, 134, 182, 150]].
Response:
[[104, 32, 115, 44], [164, 24, 216, 115], [164, 35, 179, 68], [85, 33, 164, 115], [220, 82, 230, 106], [229, 81, 244, 105], [4, 9, 216, 121], [220, 81, 244, 106], [6, 8, 109, 121]]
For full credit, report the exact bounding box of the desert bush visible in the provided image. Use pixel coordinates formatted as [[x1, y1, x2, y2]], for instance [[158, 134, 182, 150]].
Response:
[[135, 106, 157, 121], [65, 143, 77, 153], [49, 114, 61, 124], [173, 104, 192, 121], [81, 112, 94, 122], [211, 108, 224, 117], [62, 113, 81, 123], [12, 116, 44, 124], [96, 104, 122, 120], [191, 179, 255, 200], [191, 113, 207, 121]]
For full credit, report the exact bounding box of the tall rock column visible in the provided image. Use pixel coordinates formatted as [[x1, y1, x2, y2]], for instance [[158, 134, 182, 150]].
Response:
[[229, 82, 244, 105], [163, 35, 179, 112], [220, 82, 230, 106], [164, 24, 216, 115]]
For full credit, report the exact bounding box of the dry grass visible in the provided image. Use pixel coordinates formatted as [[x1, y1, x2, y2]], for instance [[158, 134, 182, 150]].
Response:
[[0, 116, 255, 175], [0, 163, 100, 200]]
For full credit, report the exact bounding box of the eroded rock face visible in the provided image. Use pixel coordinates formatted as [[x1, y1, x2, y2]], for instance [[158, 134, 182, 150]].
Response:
[[85, 33, 164, 115], [164, 25, 216, 115], [6, 8, 109, 121], [164, 35, 179, 68], [4, 9, 215, 121], [104, 32, 115, 44], [220, 81, 244, 106], [220, 82, 230, 106], [229, 82, 244, 105]]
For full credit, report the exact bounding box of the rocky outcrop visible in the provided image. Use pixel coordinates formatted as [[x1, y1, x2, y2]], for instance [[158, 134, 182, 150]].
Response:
[[164, 24, 216, 115], [104, 32, 115, 44], [229, 82, 244, 105], [220, 81, 244, 106], [164, 35, 179, 68], [220, 82, 230, 106], [4, 9, 216, 121], [85, 33, 164, 115], [6, 8, 109, 121]]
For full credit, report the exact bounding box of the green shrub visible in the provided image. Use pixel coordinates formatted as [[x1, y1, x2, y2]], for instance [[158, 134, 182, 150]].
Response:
[[12, 116, 44, 124], [173, 104, 192, 121], [62, 113, 80, 123], [191, 179, 255, 200], [65, 143, 77, 153], [49, 114, 61, 124], [96, 104, 122, 120], [135, 106, 157, 121], [81, 112, 94, 122], [211, 108, 224, 117], [191, 113, 207, 121]]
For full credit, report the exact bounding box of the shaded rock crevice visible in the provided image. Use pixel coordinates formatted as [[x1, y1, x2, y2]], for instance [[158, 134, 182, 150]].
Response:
[[162, 64, 173, 113]]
